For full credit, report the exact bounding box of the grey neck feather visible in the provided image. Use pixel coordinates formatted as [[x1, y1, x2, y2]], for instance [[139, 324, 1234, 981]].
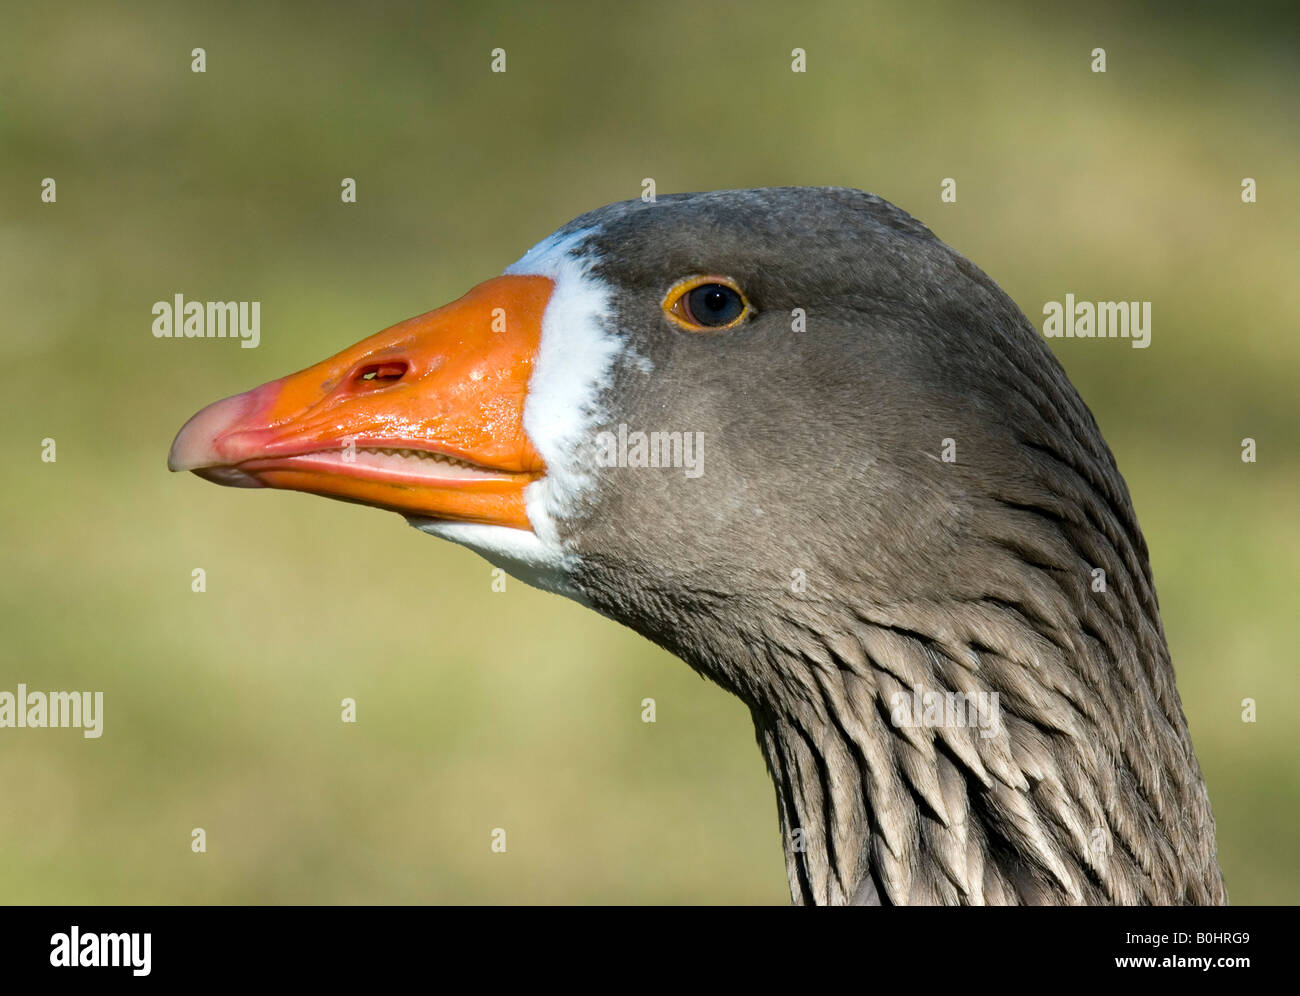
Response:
[[750, 592, 1224, 905]]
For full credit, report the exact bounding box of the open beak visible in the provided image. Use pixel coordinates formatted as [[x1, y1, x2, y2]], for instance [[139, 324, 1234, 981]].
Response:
[[167, 275, 552, 531]]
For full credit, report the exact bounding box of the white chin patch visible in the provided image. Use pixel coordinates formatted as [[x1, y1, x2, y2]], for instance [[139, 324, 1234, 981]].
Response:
[[410, 225, 635, 604], [407, 519, 585, 601]]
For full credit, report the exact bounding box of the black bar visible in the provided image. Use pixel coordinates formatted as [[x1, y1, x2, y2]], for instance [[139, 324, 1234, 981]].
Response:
[[0, 905, 1280, 982]]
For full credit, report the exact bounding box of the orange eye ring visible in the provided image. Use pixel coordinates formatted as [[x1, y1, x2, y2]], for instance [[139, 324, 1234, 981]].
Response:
[[661, 275, 753, 332]]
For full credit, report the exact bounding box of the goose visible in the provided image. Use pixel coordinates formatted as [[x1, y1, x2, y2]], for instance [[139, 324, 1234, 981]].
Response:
[[168, 187, 1226, 905]]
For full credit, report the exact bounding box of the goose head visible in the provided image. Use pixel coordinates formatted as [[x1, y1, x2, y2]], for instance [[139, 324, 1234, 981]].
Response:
[[169, 187, 1225, 905]]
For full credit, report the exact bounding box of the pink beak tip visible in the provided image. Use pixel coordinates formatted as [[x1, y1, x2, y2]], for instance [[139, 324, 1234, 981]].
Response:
[[167, 388, 266, 474]]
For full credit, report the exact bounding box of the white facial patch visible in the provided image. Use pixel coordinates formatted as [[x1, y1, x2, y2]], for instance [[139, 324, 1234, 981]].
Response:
[[411, 225, 634, 602]]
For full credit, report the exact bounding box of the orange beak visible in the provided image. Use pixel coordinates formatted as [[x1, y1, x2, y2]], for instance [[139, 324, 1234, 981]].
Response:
[[167, 275, 552, 531]]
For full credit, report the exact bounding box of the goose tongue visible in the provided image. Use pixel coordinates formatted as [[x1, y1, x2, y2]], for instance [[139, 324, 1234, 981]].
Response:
[[167, 275, 553, 530]]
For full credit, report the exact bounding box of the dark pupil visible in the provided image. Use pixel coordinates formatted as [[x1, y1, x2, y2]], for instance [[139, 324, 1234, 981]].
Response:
[[687, 284, 743, 326]]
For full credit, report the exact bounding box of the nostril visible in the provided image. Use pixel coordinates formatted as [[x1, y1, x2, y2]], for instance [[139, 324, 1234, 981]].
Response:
[[352, 360, 409, 389]]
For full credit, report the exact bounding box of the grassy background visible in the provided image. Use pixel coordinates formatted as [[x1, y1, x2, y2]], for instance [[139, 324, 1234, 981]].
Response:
[[1, 0, 1296, 903]]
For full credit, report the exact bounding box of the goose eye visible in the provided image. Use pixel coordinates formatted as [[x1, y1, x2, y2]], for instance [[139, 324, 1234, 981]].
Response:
[[663, 276, 752, 331], [686, 284, 744, 326]]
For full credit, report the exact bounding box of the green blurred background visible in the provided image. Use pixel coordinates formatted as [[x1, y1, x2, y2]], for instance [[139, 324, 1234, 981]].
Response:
[[2, 1, 1296, 903]]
